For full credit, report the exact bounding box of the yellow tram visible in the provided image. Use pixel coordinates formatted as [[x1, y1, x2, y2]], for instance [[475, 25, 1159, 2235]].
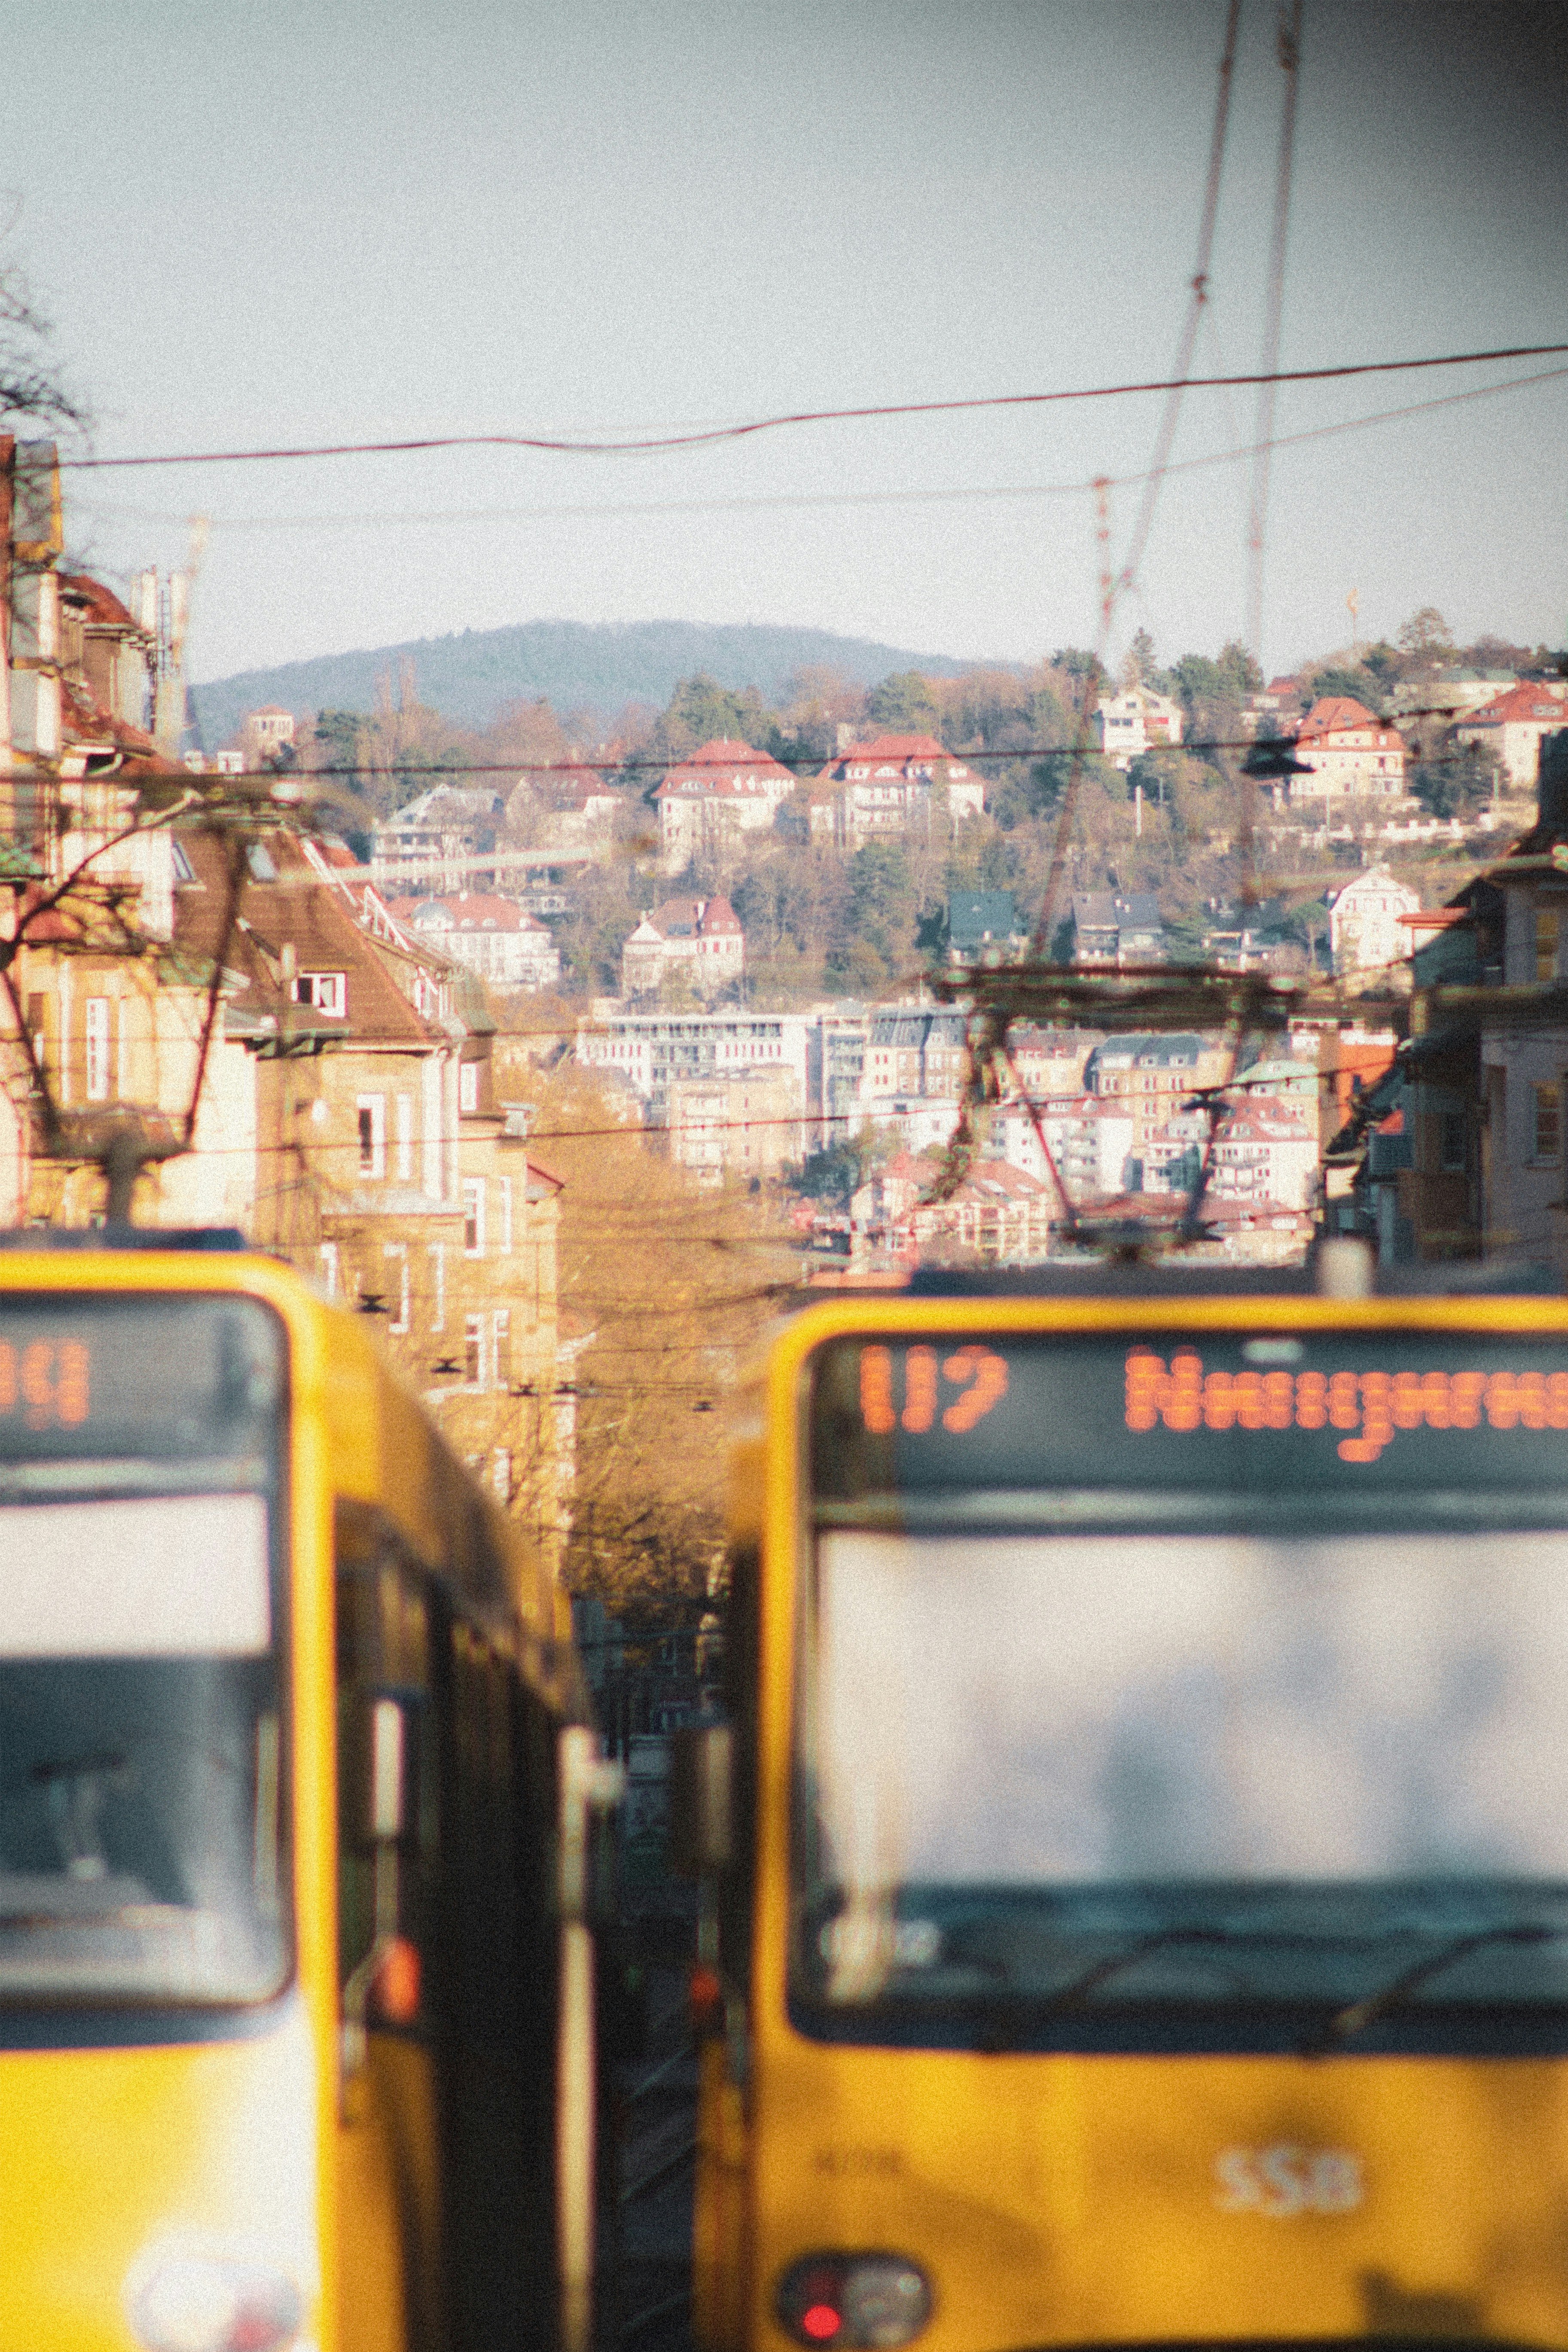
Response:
[[688, 1267, 1568, 2352], [0, 1233, 614, 2352]]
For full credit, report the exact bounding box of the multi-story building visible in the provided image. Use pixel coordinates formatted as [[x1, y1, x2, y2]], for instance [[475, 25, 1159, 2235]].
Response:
[[372, 784, 508, 893], [577, 1007, 807, 1123], [1007, 1026, 1097, 1106], [1093, 689, 1184, 770], [620, 895, 744, 998], [1070, 893, 1167, 968], [912, 1160, 1054, 1263], [1206, 1100, 1318, 1211], [1285, 697, 1406, 800], [1328, 864, 1422, 977], [808, 734, 985, 848], [239, 705, 296, 767], [861, 1007, 968, 1101], [1084, 1032, 1220, 1150], [666, 1065, 802, 1186], [802, 1004, 868, 1151], [653, 738, 796, 871], [1452, 681, 1568, 794], [0, 445, 574, 1565], [387, 892, 562, 990], [987, 1095, 1134, 1202]]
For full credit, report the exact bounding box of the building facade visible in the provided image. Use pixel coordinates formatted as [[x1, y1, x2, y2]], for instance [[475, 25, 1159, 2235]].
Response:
[[808, 734, 985, 848], [1286, 697, 1406, 800], [653, 738, 796, 871], [1093, 689, 1184, 770], [620, 895, 744, 998]]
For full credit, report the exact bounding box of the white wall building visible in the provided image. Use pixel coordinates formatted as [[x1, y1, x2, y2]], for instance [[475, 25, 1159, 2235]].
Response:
[[1287, 698, 1406, 799], [653, 738, 796, 871], [388, 894, 561, 990], [988, 1095, 1135, 1201], [808, 733, 985, 847], [1093, 689, 1184, 771], [577, 1008, 808, 1121], [1453, 683, 1568, 793], [620, 895, 744, 997], [1329, 865, 1423, 978]]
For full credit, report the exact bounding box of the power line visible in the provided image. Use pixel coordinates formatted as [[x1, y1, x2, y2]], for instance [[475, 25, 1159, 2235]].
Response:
[[78, 358, 1568, 534], [57, 341, 1568, 472]]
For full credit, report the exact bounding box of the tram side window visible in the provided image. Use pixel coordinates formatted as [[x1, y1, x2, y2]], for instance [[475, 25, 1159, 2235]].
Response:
[[333, 1510, 436, 2000]]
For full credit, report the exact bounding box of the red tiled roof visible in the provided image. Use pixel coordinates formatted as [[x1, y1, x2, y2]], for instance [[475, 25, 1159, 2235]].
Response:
[[1295, 696, 1403, 749], [1299, 696, 1379, 733], [855, 733, 949, 760], [58, 574, 141, 631], [1462, 682, 1568, 725], [682, 738, 781, 766]]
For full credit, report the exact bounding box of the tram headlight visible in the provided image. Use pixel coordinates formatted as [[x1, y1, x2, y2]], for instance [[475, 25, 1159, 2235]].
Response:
[[776, 2255, 932, 2349], [126, 2251, 303, 2352]]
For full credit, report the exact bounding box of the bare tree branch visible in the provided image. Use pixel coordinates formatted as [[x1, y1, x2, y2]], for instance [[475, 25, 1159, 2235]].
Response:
[[180, 827, 249, 1147]]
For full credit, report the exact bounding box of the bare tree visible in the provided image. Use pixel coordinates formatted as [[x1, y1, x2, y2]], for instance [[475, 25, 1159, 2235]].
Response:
[[0, 256, 89, 437]]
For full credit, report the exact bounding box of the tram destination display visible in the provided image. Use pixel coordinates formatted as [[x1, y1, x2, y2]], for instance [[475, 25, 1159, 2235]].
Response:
[[811, 1331, 1568, 1498]]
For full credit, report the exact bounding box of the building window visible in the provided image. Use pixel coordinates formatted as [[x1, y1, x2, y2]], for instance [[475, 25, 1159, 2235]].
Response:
[[1439, 1113, 1467, 1174], [317, 1242, 339, 1298], [460, 1061, 479, 1114], [395, 1094, 414, 1183], [383, 1242, 410, 1333], [428, 1243, 446, 1333], [356, 1094, 385, 1178], [493, 1309, 511, 1389], [464, 1314, 483, 1386], [499, 1175, 513, 1254], [1537, 908, 1560, 983], [490, 1450, 511, 1504], [1532, 1082, 1562, 1164], [294, 971, 346, 1016], [84, 999, 110, 1102], [462, 1178, 485, 1257]]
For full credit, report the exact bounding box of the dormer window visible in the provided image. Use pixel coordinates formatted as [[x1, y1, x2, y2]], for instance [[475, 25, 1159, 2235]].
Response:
[[293, 971, 345, 1016]]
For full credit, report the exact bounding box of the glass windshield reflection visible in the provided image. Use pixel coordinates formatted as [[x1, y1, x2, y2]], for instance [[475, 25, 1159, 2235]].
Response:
[[797, 1529, 1568, 2017], [0, 1493, 285, 2005]]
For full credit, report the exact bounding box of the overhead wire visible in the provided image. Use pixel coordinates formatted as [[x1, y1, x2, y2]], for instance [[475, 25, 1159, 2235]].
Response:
[[55, 339, 1568, 472], [73, 360, 1568, 535], [1245, 0, 1306, 674]]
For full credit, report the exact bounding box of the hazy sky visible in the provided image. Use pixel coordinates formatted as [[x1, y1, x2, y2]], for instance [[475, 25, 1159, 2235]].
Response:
[[6, 0, 1567, 688]]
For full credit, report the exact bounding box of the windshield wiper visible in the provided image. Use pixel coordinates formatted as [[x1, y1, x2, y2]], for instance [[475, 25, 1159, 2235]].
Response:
[[1306, 1924, 1566, 2054], [1042, 1925, 1253, 2010]]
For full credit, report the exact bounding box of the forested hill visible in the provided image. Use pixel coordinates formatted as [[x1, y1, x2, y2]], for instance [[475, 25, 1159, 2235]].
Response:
[[190, 619, 982, 746]]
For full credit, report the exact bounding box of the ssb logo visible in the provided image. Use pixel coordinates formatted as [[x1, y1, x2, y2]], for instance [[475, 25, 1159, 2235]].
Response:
[[1214, 2144, 1364, 2215]]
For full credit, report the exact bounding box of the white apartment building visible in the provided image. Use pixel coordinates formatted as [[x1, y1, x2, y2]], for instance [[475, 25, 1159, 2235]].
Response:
[[1287, 698, 1406, 799], [653, 738, 796, 871], [1329, 866, 1423, 977], [577, 1008, 809, 1121], [1453, 682, 1568, 793], [988, 1096, 1134, 1202], [387, 894, 561, 991], [808, 733, 985, 847], [1093, 689, 1184, 771], [620, 895, 744, 997]]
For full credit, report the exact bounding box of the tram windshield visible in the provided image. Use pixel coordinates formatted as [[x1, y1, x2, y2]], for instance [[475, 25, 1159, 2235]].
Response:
[[794, 1330, 1568, 2049], [0, 1297, 288, 2013]]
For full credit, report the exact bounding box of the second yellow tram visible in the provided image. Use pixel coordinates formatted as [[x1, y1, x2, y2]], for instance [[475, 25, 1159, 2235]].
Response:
[[691, 1269, 1568, 2352]]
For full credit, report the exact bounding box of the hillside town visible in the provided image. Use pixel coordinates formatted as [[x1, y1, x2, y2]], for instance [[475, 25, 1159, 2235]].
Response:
[[6, 430, 1568, 1389]]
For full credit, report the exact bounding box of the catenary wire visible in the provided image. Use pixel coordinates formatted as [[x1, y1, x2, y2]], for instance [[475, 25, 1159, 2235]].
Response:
[[75, 361, 1568, 532], [55, 341, 1568, 471]]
